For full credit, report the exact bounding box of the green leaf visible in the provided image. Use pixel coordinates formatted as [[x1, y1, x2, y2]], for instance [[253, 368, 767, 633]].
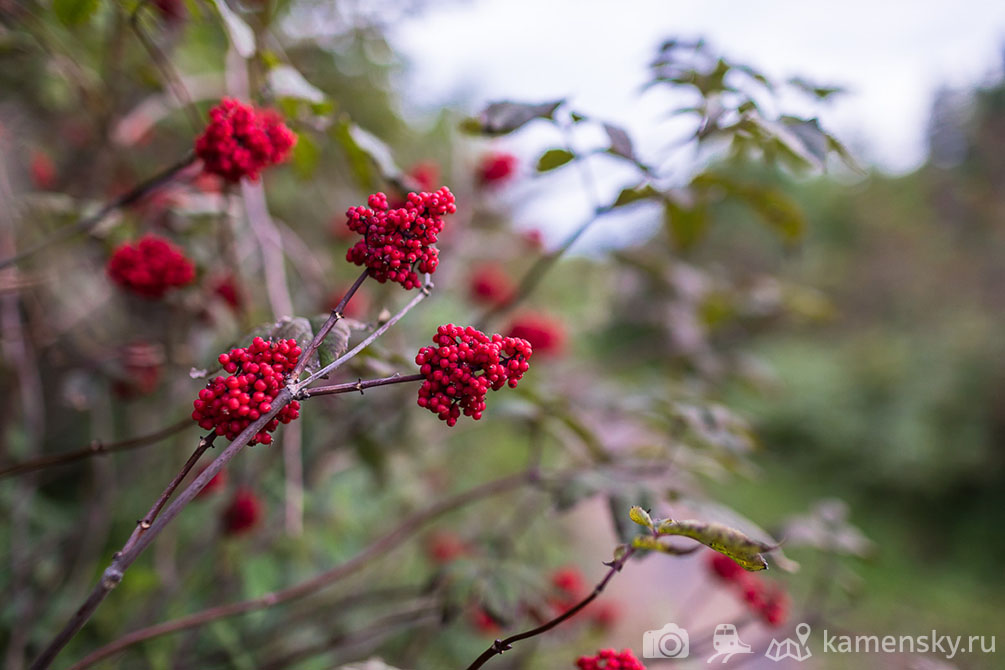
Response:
[[464, 99, 563, 136], [290, 133, 319, 179], [612, 184, 660, 208], [53, 0, 101, 26], [655, 519, 774, 571], [212, 0, 255, 58], [663, 196, 708, 250], [787, 76, 845, 100], [629, 505, 654, 529], [308, 316, 352, 370], [631, 535, 703, 556], [536, 148, 575, 172]]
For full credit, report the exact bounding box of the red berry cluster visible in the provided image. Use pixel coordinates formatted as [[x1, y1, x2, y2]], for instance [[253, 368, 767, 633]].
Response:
[[547, 566, 620, 630], [191, 337, 302, 445], [426, 531, 469, 564], [478, 151, 517, 186], [415, 324, 532, 426], [468, 264, 515, 306], [30, 150, 56, 190], [575, 649, 646, 670], [506, 313, 566, 357], [222, 488, 261, 535], [707, 552, 789, 626], [194, 98, 296, 183], [345, 188, 456, 290], [107, 235, 195, 299]]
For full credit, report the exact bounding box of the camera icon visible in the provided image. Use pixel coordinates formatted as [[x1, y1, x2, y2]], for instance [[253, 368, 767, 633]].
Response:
[[642, 622, 690, 659]]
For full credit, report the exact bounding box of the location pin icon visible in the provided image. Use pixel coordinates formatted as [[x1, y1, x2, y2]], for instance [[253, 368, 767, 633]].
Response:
[[796, 623, 811, 646]]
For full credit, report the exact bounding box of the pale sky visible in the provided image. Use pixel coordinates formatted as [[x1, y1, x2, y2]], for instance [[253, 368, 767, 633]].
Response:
[[391, 0, 1005, 173]]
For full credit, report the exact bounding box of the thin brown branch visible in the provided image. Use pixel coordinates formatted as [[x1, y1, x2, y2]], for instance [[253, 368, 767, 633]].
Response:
[[292, 268, 368, 379], [0, 152, 197, 271], [306, 373, 424, 397], [67, 468, 538, 670], [119, 434, 215, 556], [463, 546, 637, 670], [0, 418, 192, 480], [298, 281, 431, 388], [29, 390, 294, 670]]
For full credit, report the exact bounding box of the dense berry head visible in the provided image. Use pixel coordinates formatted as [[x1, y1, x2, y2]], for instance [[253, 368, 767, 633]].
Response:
[[469, 264, 515, 306], [550, 565, 587, 614], [506, 313, 566, 357], [575, 649, 646, 670], [415, 324, 532, 426], [107, 235, 196, 299], [211, 274, 243, 312], [191, 337, 302, 445], [345, 188, 456, 290], [222, 488, 261, 535], [478, 151, 517, 186], [195, 98, 296, 183], [470, 607, 502, 635]]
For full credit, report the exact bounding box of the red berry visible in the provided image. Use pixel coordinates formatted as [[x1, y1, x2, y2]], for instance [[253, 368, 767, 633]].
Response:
[[506, 313, 566, 357], [468, 264, 515, 307], [575, 648, 646, 670]]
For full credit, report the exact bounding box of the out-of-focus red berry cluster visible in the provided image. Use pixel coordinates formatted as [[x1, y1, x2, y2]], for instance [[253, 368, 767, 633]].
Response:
[[575, 648, 646, 670], [345, 189, 456, 290], [112, 341, 163, 397], [478, 151, 517, 186], [191, 337, 302, 445], [194, 98, 296, 183], [222, 488, 261, 535], [468, 264, 515, 307], [106, 235, 195, 299], [415, 324, 532, 426], [506, 313, 566, 357], [707, 552, 789, 626], [548, 566, 619, 630]]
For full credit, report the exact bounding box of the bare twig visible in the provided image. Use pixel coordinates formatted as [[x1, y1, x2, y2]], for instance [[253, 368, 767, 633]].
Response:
[[463, 546, 637, 670], [0, 418, 191, 479], [297, 281, 431, 389], [306, 373, 424, 397], [0, 152, 197, 271], [29, 391, 294, 670], [67, 468, 538, 670], [292, 268, 368, 380], [119, 434, 215, 556]]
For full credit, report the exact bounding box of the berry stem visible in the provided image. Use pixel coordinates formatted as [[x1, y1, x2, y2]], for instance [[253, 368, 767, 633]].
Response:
[[307, 373, 424, 397], [0, 418, 191, 479], [29, 389, 295, 670], [297, 279, 432, 389], [119, 433, 215, 556], [463, 546, 637, 670], [292, 268, 369, 380], [65, 468, 539, 670], [0, 152, 197, 271]]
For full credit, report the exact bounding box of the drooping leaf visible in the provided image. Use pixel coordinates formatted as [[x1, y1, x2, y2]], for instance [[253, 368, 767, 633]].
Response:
[[603, 122, 636, 160], [308, 316, 352, 370], [53, 0, 101, 26], [655, 519, 774, 571], [271, 317, 314, 351], [781, 116, 829, 166], [464, 99, 563, 136], [536, 148, 575, 172], [612, 184, 660, 208], [212, 0, 255, 58], [787, 77, 845, 100], [268, 64, 326, 104], [629, 505, 655, 530], [630, 535, 704, 556]]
